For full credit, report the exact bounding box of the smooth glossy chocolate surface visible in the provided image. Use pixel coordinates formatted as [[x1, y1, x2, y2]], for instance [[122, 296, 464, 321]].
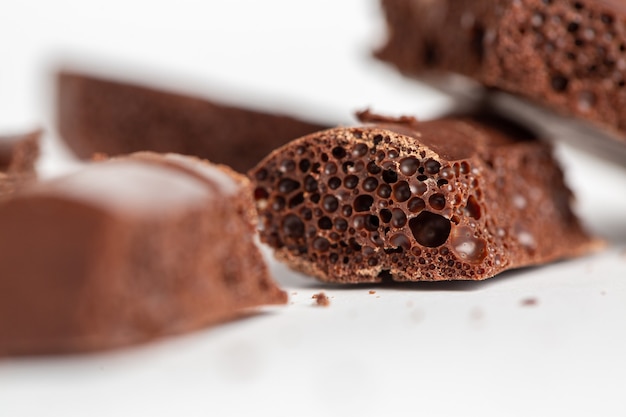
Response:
[[57, 72, 328, 172], [0, 153, 286, 356]]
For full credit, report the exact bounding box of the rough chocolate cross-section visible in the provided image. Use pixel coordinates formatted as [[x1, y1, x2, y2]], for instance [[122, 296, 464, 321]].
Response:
[[57, 71, 328, 172], [376, 0, 626, 142], [250, 112, 598, 283], [0, 130, 40, 197], [0, 152, 286, 356]]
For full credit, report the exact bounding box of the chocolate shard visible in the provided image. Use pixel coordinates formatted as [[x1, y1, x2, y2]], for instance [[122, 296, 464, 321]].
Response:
[[250, 113, 599, 283], [376, 0, 626, 142], [0, 130, 40, 197], [56, 71, 329, 172], [0, 152, 286, 356]]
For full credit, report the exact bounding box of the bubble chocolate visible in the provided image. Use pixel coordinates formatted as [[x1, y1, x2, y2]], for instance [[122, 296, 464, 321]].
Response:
[[250, 111, 599, 283], [0, 152, 286, 356], [376, 0, 626, 144]]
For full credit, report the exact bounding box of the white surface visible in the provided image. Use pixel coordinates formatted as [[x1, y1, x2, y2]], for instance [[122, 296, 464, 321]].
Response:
[[1, 1, 626, 417]]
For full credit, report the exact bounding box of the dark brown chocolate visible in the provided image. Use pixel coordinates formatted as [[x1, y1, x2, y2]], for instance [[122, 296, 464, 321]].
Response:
[[57, 71, 328, 172], [250, 113, 599, 283], [0, 130, 40, 197], [376, 0, 626, 142], [0, 152, 286, 356]]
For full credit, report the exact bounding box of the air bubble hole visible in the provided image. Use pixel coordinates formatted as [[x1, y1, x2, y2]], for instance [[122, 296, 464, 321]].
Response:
[[318, 216, 333, 230], [354, 195, 374, 212], [429, 193, 446, 210], [332, 146, 347, 159], [278, 178, 300, 194], [399, 157, 419, 176], [382, 169, 398, 184], [344, 175, 359, 189], [393, 181, 412, 202], [424, 159, 441, 174], [409, 211, 451, 247]]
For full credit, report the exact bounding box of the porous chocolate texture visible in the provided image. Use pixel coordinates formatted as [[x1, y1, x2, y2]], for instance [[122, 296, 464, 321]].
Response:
[[250, 112, 598, 283], [0, 130, 40, 197], [0, 152, 286, 356], [376, 0, 626, 142], [57, 71, 328, 172]]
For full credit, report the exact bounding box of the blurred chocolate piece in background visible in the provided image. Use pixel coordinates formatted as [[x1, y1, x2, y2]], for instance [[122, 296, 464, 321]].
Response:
[[56, 71, 328, 173], [376, 0, 626, 149]]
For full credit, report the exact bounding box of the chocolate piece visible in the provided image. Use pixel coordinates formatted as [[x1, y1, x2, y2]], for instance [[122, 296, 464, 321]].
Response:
[[57, 71, 328, 172], [0, 130, 40, 197], [250, 112, 598, 283], [0, 153, 286, 356], [376, 0, 626, 142], [521, 298, 539, 307], [312, 292, 330, 307]]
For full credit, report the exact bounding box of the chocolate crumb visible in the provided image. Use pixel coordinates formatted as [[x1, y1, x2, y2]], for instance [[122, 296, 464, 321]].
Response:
[[521, 298, 538, 307], [369, 290, 376, 295], [312, 292, 330, 307]]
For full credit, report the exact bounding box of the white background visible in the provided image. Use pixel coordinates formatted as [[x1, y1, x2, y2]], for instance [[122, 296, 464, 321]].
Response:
[[1, 1, 626, 416]]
